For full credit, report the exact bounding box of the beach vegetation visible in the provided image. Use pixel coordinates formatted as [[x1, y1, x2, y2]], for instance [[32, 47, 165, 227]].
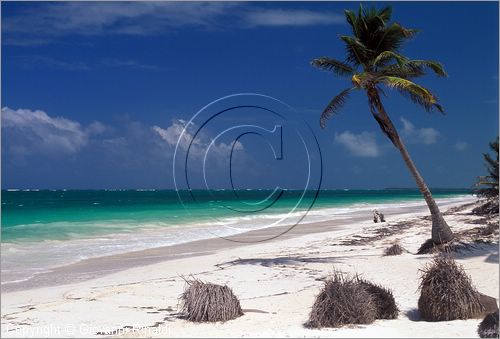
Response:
[[416, 238, 456, 254], [307, 271, 398, 328], [478, 310, 499, 338], [418, 256, 484, 321], [179, 278, 243, 322], [474, 137, 499, 215], [311, 5, 454, 245], [383, 243, 404, 256], [358, 279, 399, 319], [307, 272, 376, 328]]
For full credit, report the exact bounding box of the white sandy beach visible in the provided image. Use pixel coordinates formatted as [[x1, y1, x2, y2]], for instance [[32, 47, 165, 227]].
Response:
[[1, 196, 498, 338]]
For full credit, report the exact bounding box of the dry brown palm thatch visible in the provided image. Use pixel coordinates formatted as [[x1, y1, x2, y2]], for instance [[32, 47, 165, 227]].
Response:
[[179, 278, 243, 322], [478, 310, 499, 338], [307, 272, 377, 328], [418, 256, 484, 321], [417, 238, 437, 254], [473, 200, 499, 215], [358, 279, 399, 319], [383, 243, 405, 256], [417, 238, 472, 255]]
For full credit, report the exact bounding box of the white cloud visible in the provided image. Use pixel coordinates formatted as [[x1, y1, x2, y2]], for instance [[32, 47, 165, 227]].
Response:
[[2, 107, 243, 165], [454, 141, 468, 151], [1, 107, 102, 155], [244, 9, 344, 27], [334, 131, 380, 157], [3, 2, 236, 38], [4, 3, 344, 45], [153, 120, 197, 149], [152, 120, 243, 159], [400, 117, 439, 145], [86, 121, 106, 135]]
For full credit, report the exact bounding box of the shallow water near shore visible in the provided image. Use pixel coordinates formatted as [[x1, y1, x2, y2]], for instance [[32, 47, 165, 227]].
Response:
[[1, 189, 471, 286]]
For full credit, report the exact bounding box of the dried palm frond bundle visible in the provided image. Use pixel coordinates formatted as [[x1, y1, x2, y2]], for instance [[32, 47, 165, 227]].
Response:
[[383, 243, 405, 256], [179, 279, 243, 322], [417, 238, 471, 255], [418, 256, 483, 321], [478, 310, 499, 338], [358, 279, 399, 319], [308, 271, 398, 328]]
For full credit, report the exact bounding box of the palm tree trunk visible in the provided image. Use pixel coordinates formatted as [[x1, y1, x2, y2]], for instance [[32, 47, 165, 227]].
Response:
[[370, 90, 454, 244], [392, 135, 454, 243]]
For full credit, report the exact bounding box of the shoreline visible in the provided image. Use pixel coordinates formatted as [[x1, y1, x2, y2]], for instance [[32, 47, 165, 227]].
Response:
[[2, 195, 474, 293], [1, 197, 497, 338]]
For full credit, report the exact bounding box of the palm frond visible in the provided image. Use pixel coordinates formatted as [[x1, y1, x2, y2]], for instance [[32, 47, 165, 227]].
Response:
[[484, 139, 499, 178], [320, 87, 354, 128], [399, 24, 419, 38], [311, 57, 354, 77], [433, 103, 444, 113], [379, 60, 446, 79], [344, 9, 359, 36], [381, 76, 432, 98], [374, 22, 417, 55], [340, 36, 372, 66], [378, 6, 392, 22], [475, 137, 499, 201], [406, 60, 447, 77], [381, 76, 443, 112], [379, 64, 425, 78], [312, 4, 447, 136], [373, 51, 408, 67]]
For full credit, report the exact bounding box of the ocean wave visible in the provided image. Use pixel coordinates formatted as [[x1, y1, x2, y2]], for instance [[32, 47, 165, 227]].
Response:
[[1, 195, 474, 285]]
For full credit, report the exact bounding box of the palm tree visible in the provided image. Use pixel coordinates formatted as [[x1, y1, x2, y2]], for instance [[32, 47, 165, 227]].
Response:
[[312, 5, 454, 244], [474, 137, 499, 214]]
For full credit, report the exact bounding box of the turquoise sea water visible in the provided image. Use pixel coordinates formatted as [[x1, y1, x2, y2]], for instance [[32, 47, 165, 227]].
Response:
[[1, 189, 472, 285], [2, 189, 470, 242]]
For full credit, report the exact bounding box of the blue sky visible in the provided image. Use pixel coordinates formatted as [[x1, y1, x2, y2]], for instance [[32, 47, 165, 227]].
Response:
[[2, 1, 498, 189]]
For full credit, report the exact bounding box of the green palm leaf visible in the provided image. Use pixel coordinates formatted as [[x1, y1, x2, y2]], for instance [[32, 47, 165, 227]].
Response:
[[320, 87, 354, 128], [378, 59, 447, 79], [344, 9, 359, 36], [373, 51, 408, 67], [340, 36, 372, 66], [311, 5, 455, 243], [379, 64, 425, 78], [406, 60, 447, 77], [377, 6, 393, 22], [381, 76, 443, 112], [311, 57, 354, 77], [374, 22, 417, 55]]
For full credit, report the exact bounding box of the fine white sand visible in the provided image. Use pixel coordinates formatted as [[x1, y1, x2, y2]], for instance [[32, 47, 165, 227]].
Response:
[[1, 197, 498, 338]]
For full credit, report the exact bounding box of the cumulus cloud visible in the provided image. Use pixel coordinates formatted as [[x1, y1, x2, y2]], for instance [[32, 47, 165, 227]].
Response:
[[152, 122, 187, 147], [1, 107, 102, 155], [152, 120, 243, 159], [400, 117, 439, 145], [334, 131, 380, 157], [2, 106, 244, 166], [454, 141, 468, 151], [1, 108, 252, 188]]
